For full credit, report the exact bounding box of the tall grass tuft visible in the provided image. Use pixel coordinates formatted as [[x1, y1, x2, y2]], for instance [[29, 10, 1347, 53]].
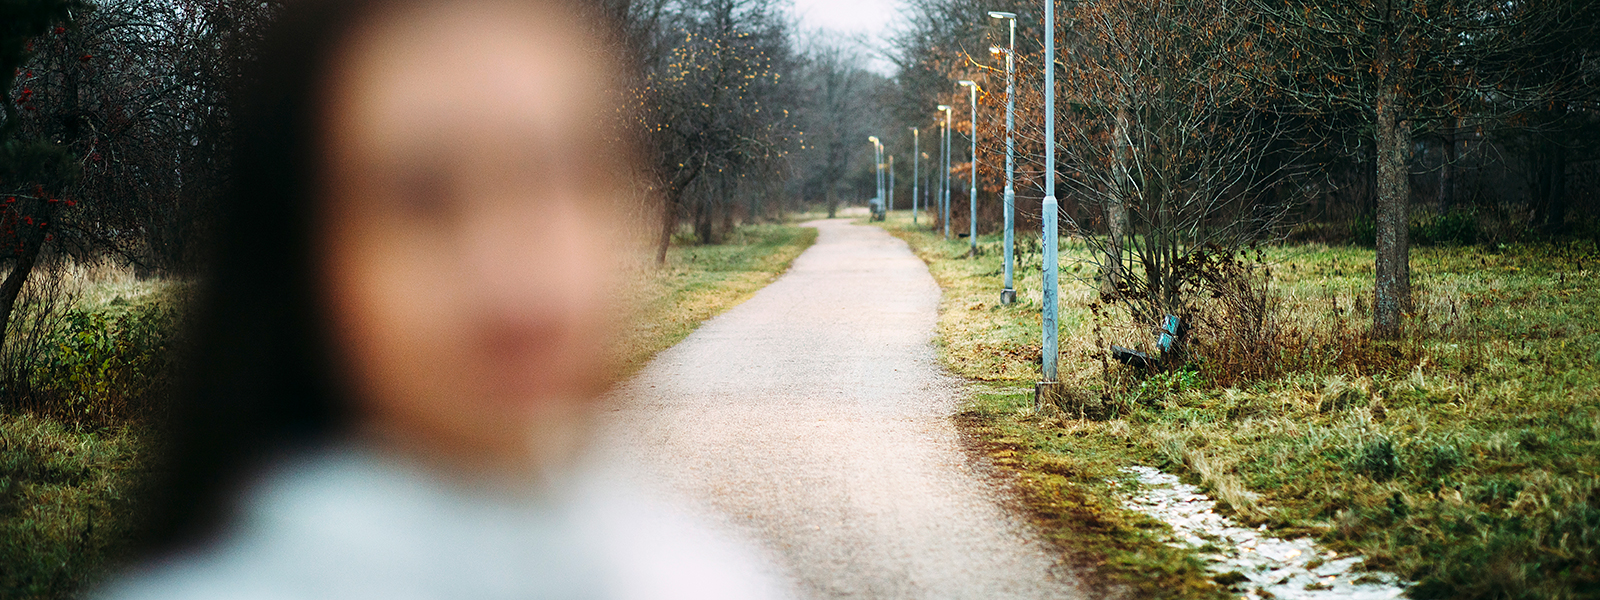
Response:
[[1185, 252, 1298, 386]]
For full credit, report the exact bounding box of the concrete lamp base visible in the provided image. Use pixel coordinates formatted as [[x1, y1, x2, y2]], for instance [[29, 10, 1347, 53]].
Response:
[[1000, 289, 1016, 305], [1034, 381, 1065, 411]]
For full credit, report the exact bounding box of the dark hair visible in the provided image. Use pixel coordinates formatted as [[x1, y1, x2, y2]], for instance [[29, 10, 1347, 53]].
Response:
[[133, 0, 371, 556]]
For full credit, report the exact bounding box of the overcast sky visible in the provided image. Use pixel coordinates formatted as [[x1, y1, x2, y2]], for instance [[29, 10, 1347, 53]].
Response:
[[789, 0, 903, 74]]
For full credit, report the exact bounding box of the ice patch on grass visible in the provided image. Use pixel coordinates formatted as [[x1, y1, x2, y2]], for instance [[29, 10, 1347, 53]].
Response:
[[1120, 466, 1407, 599]]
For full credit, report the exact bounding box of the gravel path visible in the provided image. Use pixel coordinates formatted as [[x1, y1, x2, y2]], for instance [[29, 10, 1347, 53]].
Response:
[[598, 219, 1083, 599]]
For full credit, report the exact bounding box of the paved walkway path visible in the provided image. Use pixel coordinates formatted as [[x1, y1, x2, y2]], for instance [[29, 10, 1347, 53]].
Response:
[[600, 219, 1081, 599]]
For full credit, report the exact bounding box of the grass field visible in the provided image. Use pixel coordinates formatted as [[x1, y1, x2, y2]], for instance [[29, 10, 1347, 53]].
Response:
[[0, 221, 817, 600], [874, 211, 1600, 600]]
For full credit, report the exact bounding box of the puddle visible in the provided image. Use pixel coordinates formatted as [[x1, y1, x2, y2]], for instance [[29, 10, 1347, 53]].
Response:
[[1120, 466, 1408, 599]]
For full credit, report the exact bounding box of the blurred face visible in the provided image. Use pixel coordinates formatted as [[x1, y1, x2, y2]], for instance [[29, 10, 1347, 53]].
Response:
[[319, 1, 633, 474]]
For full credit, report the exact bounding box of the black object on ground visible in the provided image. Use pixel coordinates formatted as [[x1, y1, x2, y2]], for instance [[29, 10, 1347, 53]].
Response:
[[1111, 345, 1153, 370]]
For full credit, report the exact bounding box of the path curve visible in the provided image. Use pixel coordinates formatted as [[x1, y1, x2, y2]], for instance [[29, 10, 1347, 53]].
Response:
[[599, 219, 1081, 599]]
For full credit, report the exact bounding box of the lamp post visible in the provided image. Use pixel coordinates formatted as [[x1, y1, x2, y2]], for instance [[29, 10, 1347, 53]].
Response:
[[989, 11, 1017, 305], [1036, 0, 1062, 405], [868, 135, 883, 218], [937, 105, 953, 240], [910, 127, 920, 225], [888, 154, 895, 213], [958, 80, 978, 257], [922, 152, 931, 224]]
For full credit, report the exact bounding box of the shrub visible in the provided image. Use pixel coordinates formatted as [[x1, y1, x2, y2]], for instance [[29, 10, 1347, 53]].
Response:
[[1350, 215, 1376, 246], [1411, 208, 1479, 246], [1185, 251, 1303, 386], [30, 300, 178, 426], [0, 260, 79, 409]]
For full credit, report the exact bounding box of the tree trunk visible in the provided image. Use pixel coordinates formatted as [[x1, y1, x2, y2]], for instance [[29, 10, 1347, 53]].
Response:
[[1101, 106, 1131, 298], [1548, 145, 1567, 232], [1534, 137, 1568, 233], [656, 188, 680, 265], [1437, 121, 1455, 211], [1373, 60, 1412, 338], [719, 181, 734, 242], [826, 185, 838, 218], [693, 199, 713, 245], [0, 236, 44, 352], [748, 185, 760, 223]]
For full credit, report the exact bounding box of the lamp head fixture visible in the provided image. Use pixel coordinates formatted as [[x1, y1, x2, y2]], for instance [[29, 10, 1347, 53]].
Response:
[[988, 10, 1016, 19]]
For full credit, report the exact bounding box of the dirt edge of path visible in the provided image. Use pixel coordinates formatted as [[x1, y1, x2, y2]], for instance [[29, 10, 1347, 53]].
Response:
[[950, 401, 1139, 600]]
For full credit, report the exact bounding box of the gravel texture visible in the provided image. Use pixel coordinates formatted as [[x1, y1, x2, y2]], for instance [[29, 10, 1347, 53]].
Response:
[[1120, 466, 1407, 599], [596, 218, 1082, 599]]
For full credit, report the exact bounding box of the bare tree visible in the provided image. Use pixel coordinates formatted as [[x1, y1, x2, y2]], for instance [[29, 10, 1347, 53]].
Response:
[[1054, 0, 1312, 332], [632, 0, 798, 261], [790, 36, 881, 218]]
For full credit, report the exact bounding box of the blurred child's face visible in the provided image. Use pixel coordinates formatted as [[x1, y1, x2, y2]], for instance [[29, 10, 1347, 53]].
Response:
[[318, 1, 632, 473]]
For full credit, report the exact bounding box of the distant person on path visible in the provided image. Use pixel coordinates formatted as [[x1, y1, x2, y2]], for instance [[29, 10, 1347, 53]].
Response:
[[94, 0, 787, 597]]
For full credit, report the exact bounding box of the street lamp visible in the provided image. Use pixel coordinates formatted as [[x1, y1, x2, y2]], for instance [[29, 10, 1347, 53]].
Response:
[[1037, 0, 1062, 405], [958, 80, 978, 257], [990, 11, 1017, 305], [868, 135, 883, 218], [922, 152, 931, 223], [937, 105, 953, 240], [910, 127, 919, 225]]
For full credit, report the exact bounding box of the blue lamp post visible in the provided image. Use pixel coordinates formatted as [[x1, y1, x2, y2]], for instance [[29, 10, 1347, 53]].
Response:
[[1037, 0, 1062, 405], [868, 135, 883, 218], [989, 11, 1017, 305], [958, 80, 979, 257], [910, 127, 919, 225], [937, 105, 953, 240]]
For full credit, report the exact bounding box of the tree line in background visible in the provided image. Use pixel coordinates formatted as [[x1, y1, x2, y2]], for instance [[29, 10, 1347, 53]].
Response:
[[619, 0, 897, 258], [4, 0, 1593, 368], [0, 0, 897, 278], [0, 0, 900, 406], [894, 0, 1599, 337]]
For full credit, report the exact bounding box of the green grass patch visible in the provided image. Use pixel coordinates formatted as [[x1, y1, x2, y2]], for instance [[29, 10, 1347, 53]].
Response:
[[611, 223, 816, 376], [1, 414, 144, 599], [2, 272, 173, 600], [876, 211, 1600, 599]]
